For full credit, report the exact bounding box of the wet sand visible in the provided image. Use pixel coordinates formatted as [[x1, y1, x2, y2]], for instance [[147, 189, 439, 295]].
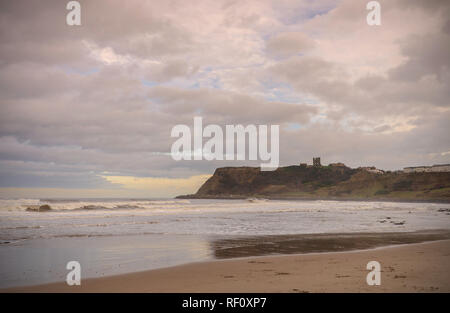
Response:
[[210, 229, 450, 258], [4, 231, 450, 293]]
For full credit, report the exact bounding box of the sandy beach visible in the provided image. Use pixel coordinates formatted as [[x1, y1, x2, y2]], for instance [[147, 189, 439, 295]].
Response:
[[5, 239, 450, 293]]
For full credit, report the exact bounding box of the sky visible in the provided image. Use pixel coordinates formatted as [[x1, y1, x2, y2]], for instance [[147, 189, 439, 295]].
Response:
[[0, 0, 449, 198]]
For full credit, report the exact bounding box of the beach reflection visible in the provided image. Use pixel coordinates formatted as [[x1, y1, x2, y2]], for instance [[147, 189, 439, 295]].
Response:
[[209, 230, 450, 259]]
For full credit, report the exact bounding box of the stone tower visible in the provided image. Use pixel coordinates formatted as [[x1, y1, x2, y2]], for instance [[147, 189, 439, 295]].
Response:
[[313, 157, 321, 167]]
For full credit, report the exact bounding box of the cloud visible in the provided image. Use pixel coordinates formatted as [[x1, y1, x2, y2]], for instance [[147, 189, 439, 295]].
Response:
[[0, 0, 449, 197], [266, 32, 315, 58]]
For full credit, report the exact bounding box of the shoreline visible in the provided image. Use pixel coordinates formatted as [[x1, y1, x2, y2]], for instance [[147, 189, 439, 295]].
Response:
[[4, 233, 450, 293], [176, 195, 450, 204]]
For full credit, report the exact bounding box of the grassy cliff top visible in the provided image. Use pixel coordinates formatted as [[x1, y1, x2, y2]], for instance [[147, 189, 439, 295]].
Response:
[[177, 165, 450, 203]]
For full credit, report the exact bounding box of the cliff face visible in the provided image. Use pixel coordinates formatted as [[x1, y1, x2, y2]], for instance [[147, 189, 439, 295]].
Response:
[[178, 165, 450, 202], [195, 165, 355, 196]]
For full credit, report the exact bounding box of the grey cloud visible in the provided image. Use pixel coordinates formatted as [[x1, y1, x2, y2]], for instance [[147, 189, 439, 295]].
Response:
[[270, 30, 450, 118], [147, 86, 317, 125], [278, 111, 450, 170], [389, 33, 450, 83], [0, 0, 449, 193], [266, 32, 315, 58]]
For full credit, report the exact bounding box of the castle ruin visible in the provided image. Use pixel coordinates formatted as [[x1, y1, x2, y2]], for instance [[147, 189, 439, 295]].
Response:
[[313, 157, 321, 167]]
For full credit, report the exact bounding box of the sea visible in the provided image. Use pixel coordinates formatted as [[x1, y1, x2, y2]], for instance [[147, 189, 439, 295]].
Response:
[[0, 198, 449, 288]]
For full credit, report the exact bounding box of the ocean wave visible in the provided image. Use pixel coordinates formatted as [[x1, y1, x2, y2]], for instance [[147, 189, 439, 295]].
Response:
[[1, 199, 449, 243], [49, 231, 166, 239], [0, 225, 43, 230], [0, 198, 191, 212], [0, 231, 168, 242]]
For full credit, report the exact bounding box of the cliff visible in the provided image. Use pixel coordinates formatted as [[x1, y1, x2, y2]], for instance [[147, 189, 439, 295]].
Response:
[[177, 165, 450, 202]]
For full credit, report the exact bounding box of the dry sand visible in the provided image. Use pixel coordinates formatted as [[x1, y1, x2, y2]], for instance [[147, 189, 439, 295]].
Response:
[[5, 239, 450, 293]]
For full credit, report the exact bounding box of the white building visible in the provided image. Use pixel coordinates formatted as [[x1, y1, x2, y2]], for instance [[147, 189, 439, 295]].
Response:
[[360, 166, 384, 174], [430, 164, 450, 172], [366, 168, 384, 174], [403, 166, 429, 173], [403, 164, 450, 173]]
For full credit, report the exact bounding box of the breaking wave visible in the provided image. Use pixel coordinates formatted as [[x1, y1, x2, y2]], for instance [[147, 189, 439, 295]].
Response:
[[0, 198, 191, 212]]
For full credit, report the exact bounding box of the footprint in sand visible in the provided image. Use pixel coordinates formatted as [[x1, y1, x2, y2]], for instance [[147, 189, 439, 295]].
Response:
[[292, 288, 309, 293], [394, 275, 407, 279], [335, 274, 350, 278], [275, 272, 290, 275]]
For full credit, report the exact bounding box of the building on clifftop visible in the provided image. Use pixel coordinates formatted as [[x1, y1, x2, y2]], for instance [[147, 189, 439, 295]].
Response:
[[313, 157, 321, 167]]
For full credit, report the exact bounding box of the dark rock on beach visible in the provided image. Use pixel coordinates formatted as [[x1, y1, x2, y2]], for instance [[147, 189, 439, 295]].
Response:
[[26, 204, 52, 212]]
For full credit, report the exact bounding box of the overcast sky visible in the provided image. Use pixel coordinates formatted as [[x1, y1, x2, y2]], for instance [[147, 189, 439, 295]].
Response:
[[0, 0, 449, 198]]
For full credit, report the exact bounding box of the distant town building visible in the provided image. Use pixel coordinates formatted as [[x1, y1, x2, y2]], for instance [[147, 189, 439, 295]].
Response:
[[313, 157, 321, 167], [403, 166, 428, 173], [359, 166, 384, 174], [431, 164, 450, 172], [299, 163, 307, 168], [403, 164, 450, 173], [329, 162, 346, 167]]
